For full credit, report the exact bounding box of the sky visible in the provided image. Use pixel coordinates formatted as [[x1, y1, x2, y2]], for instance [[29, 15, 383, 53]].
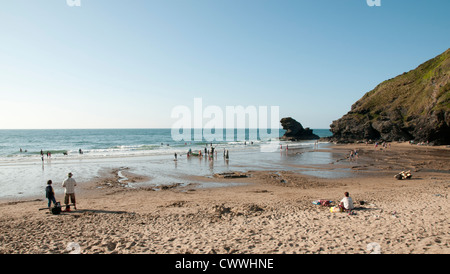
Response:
[[0, 0, 449, 129]]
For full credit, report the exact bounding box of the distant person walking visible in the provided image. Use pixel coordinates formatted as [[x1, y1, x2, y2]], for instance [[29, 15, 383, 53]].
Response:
[[62, 172, 77, 210], [45, 180, 57, 208]]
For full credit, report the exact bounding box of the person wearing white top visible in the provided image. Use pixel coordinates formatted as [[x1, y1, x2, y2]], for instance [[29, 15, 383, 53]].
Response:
[[62, 172, 77, 209], [339, 192, 354, 211]]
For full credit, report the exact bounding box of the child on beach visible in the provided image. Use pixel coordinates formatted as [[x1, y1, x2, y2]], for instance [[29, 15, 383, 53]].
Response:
[[45, 180, 57, 208]]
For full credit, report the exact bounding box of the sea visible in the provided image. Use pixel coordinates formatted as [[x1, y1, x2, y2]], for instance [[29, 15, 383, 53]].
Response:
[[0, 128, 336, 200]]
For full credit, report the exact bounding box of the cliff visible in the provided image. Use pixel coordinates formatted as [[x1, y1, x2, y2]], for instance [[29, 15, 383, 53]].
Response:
[[330, 49, 450, 145]]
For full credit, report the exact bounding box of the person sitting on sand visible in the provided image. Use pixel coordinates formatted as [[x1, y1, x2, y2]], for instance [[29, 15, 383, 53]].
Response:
[[339, 192, 354, 212], [45, 180, 57, 208]]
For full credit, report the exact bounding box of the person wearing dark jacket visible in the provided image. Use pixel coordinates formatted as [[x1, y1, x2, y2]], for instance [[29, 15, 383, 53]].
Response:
[[46, 180, 57, 208]]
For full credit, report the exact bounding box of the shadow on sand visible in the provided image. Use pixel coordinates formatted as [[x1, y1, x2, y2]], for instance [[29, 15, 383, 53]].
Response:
[[41, 208, 130, 215], [70, 209, 129, 215], [352, 206, 378, 212]]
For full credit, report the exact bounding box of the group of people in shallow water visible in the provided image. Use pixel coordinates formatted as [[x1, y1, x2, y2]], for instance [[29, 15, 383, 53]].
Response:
[[172, 142, 231, 161], [19, 148, 85, 158], [45, 172, 77, 211], [183, 146, 229, 160], [39, 150, 53, 162]]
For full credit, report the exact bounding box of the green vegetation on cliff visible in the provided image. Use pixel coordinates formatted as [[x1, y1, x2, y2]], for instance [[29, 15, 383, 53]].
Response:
[[331, 49, 450, 145]]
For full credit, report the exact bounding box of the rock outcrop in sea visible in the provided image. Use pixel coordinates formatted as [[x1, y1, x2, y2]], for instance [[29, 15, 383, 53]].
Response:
[[280, 117, 319, 141], [329, 48, 450, 145]]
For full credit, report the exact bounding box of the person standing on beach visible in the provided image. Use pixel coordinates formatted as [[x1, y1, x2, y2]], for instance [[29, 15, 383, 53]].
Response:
[[62, 172, 77, 210], [45, 180, 57, 208]]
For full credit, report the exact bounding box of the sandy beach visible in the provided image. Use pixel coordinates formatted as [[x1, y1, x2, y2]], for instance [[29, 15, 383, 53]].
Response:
[[0, 142, 448, 254]]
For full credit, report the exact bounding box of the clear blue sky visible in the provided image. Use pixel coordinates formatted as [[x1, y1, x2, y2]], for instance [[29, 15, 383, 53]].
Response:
[[1, 0, 449, 129]]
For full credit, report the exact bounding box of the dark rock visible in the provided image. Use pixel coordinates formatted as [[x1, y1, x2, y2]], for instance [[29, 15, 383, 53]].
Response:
[[330, 48, 450, 145], [280, 117, 319, 141]]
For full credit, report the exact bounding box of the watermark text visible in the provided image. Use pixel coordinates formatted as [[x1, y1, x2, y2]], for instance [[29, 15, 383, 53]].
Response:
[[67, 0, 81, 7], [367, 0, 381, 7], [171, 98, 280, 152]]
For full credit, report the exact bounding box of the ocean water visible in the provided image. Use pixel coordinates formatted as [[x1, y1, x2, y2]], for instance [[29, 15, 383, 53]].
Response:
[[0, 128, 333, 159], [0, 128, 334, 200]]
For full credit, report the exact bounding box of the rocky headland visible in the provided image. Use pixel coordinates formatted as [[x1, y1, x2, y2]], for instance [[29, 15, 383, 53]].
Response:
[[329, 49, 450, 145]]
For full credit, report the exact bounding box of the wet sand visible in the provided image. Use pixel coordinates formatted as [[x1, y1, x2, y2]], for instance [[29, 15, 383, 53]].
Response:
[[0, 142, 449, 254]]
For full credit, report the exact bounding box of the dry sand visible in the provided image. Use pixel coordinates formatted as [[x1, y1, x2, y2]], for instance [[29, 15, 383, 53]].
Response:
[[0, 142, 449, 254]]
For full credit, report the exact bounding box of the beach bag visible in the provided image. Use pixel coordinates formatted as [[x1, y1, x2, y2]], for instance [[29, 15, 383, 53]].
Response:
[[330, 206, 342, 213], [51, 202, 62, 215]]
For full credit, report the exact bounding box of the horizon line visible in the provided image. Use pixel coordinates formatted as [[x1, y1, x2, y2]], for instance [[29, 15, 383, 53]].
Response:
[[0, 127, 331, 130]]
